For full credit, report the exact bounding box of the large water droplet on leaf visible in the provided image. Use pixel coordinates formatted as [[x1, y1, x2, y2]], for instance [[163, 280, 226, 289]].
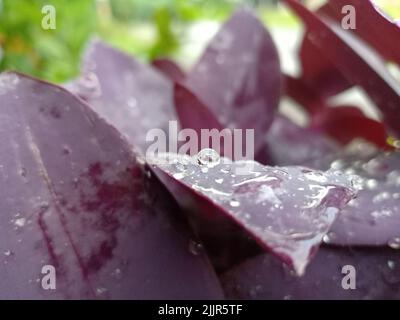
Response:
[[195, 148, 220, 168]]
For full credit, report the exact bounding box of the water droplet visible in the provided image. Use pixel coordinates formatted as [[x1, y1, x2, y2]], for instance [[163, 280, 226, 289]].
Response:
[[388, 237, 400, 249], [195, 148, 220, 168], [387, 170, 400, 186], [173, 172, 185, 180], [19, 167, 27, 177], [111, 268, 122, 280], [371, 209, 392, 219], [229, 199, 241, 207], [3, 250, 12, 257], [304, 171, 328, 183], [96, 287, 108, 296], [330, 159, 344, 170], [14, 218, 26, 227], [212, 31, 234, 51], [145, 170, 151, 179], [322, 234, 331, 244], [127, 97, 137, 109], [387, 260, 396, 270], [188, 240, 203, 256], [62, 145, 71, 155], [201, 167, 209, 173], [249, 285, 262, 298], [372, 191, 391, 203], [215, 178, 224, 184], [366, 179, 378, 190], [175, 157, 190, 172]]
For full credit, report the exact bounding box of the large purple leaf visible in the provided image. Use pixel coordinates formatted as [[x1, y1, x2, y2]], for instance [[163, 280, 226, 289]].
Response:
[[320, 0, 400, 64], [285, 0, 400, 136], [0, 72, 223, 299], [149, 151, 357, 275], [72, 39, 177, 154], [186, 9, 281, 153], [222, 247, 400, 299]]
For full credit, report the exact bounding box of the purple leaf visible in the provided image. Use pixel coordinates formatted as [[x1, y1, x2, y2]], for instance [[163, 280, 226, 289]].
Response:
[[299, 35, 352, 98], [285, 0, 400, 136], [311, 106, 390, 149], [284, 76, 390, 148], [222, 247, 400, 299], [320, 0, 400, 64], [174, 83, 238, 158], [73, 39, 177, 154], [325, 147, 400, 247], [265, 114, 339, 169], [284, 75, 326, 115], [150, 151, 357, 275], [174, 82, 224, 133], [0, 72, 223, 299], [152, 58, 185, 83], [186, 9, 282, 153]]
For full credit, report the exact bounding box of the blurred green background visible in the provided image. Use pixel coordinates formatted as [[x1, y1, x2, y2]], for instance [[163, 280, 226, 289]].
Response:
[[0, 0, 398, 83]]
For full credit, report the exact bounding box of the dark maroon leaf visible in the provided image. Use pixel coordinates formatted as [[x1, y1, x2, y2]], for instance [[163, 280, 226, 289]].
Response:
[[320, 0, 400, 64], [284, 75, 326, 114], [0, 72, 223, 299], [73, 39, 177, 154], [284, 76, 389, 148], [174, 83, 238, 158], [222, 247, 400, 299], [186, 9, 282, 153], [152, 58, 185, 83], [174, 82, 224, 134], [299, 35, 352, 98], [285, 0, 400, 136], [311, 106, 390, 149], [150, 151, 357, 275]]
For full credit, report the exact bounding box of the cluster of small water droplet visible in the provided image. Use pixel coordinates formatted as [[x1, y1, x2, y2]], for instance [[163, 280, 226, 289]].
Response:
[[155, 148, 359, 275]]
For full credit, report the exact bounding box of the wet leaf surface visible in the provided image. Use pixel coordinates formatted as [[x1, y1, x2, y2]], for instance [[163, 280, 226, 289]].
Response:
[[150, 151, 357, 275], [325, 145, 400, 247], [0, 72, 223, 299]]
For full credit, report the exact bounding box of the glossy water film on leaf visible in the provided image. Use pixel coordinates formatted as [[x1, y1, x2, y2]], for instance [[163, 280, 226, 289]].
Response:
[[150, 149, 358, 275]]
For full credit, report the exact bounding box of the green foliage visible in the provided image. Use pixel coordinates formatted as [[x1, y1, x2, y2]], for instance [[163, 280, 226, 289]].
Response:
[[0, 0, 298, 82], [0, 0, 96, 82]]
